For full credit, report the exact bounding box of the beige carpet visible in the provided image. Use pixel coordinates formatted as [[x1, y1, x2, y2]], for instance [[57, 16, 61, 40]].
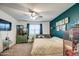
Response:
[[1, 43, 33, 56], [2, 41, 79, 56]]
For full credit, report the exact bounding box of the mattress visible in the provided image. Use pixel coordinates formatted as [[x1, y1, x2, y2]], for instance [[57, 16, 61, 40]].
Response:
[[31, 37, 63, 56]]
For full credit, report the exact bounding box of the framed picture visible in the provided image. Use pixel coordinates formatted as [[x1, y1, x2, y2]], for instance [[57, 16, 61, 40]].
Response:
[[61, 25, 66, 31], [56, 26, 60, 31], [56, 22, 59, 26], [58, 21, 61, 25], [62, 19, 65, 25], [64, 17, 69, 24]]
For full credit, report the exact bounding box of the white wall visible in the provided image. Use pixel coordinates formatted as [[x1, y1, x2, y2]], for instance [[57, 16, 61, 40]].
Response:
[[42, 22, 50, 34], [17, 20, 50, 34], [0, 10, 17, 52], [0, 31, 3, 52]]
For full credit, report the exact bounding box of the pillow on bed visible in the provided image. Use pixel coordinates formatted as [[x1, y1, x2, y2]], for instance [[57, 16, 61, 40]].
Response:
[[52, 37, 63, 40], [65, 45, 72, 50]]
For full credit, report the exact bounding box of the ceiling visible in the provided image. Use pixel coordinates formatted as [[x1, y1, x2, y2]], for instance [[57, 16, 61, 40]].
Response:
[[0, 3, 75, 22]]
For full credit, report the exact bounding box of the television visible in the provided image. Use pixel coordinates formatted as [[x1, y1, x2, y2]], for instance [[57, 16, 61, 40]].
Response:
[[0, 19, 12, 31]]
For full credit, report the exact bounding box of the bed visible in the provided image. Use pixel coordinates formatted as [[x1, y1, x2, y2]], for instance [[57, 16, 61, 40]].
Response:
[[31, 37, 63, 56]]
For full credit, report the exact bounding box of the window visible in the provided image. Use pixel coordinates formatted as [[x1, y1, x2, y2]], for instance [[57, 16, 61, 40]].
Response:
[[29, 24, 40, 35], [0, 19, 11, 31], [0, 23, 5, 30]]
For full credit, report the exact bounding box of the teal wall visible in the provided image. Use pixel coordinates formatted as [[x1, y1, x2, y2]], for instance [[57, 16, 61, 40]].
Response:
[[50, 4, 79, 38]]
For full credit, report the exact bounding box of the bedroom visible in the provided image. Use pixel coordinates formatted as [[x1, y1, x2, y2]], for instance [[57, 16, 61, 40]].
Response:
[[0, 3, 79, 56]]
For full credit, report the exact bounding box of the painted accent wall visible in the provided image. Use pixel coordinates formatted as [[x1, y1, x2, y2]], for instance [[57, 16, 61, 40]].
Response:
[[50, 4, 79, 38]]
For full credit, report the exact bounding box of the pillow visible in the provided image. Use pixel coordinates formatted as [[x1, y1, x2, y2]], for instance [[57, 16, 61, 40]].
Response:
[[65, 45, 72, 50], [52, 36, 63, 40]]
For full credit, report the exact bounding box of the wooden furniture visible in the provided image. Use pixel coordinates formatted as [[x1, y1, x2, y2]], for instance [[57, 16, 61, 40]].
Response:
[[16, 25, 28, 43], [16, 35, 28, 44]]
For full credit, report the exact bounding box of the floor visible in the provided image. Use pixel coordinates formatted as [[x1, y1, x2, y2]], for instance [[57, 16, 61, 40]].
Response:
[[1, 43, 33, 56], [1, 41, 79, 56]]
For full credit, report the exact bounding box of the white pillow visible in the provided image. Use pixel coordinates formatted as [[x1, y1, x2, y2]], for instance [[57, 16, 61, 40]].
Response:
[[52, 36, 63, 40]]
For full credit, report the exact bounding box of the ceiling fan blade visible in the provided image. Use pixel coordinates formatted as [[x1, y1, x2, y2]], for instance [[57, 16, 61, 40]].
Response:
[[39, 15, 43, 18], [27, 8, 43, 19], [28, 8, 34, 13]]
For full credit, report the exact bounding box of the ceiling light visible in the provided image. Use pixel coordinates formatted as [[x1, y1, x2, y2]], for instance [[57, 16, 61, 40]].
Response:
[[31, 15, 38, 20], [31, 12, 36, 17], [30, 12, 38, 20]]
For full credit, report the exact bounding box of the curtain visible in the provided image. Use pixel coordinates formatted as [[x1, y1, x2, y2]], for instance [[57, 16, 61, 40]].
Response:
[[27, 24, 29, 39], [40, 24, 43, 34]]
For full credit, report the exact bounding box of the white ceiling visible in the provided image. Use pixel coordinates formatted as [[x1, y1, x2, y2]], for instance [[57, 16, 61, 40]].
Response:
[[0, 3, 75, 22]]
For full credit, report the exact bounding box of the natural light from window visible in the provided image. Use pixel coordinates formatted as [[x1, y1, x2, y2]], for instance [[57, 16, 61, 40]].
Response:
[[29, 24, 40, 35]]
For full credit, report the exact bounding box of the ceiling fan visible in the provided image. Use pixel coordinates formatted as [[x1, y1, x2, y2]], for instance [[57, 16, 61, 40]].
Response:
[[28, 8, 43, 20]]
